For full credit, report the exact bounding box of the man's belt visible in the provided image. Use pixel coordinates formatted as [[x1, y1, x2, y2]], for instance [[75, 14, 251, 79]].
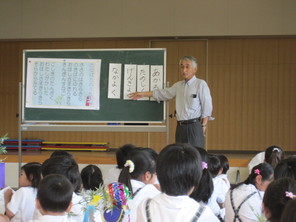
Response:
[[177, 118, 200, 126]]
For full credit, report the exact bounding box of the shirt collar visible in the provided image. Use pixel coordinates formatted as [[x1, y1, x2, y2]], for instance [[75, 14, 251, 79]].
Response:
[[184, 75, 197, 86]]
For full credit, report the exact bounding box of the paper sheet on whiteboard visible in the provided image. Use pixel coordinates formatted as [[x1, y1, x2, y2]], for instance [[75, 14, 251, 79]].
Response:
[[25, 58, 101, 110]]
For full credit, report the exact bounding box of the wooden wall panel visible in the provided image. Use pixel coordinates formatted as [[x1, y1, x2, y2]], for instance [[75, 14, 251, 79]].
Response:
[[0, 38, 295, 152], [208, 39, 244, 150]]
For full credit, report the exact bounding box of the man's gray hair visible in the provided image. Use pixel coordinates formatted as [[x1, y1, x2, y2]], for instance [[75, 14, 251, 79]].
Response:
[[179, 56, 198, 68]]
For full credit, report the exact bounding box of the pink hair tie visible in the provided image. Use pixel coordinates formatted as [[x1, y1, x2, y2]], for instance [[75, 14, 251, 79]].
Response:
[[254, 169, 260, 175], [285, 191, 296, 199], [202, 161, 208, 170]]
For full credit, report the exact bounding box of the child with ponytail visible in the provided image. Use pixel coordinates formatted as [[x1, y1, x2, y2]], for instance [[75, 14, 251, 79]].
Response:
[[118, 147, 160, 222], [224, 162, 274, 222], [248, 146, 284, 173]]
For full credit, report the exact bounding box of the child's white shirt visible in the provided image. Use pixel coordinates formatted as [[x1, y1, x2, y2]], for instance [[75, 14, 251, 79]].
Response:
[[122, 179, 161, 222], [224, 184, 264, 222], [207, 176, 229, 217], [69, 192, 84, 222], [7, 186, 37, 222], [29, 214, 76, 222], [137, 193, 219, 222]]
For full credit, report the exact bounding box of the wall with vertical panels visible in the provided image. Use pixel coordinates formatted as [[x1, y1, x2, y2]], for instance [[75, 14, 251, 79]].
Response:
[[1, 0, 296, 39], [0, 38, 295, 152]]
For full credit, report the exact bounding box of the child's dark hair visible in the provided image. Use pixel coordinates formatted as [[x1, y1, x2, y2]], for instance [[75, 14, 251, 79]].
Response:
[[37, 174, 73, 213], [81, 164, 104, 190], [265, 145, 284, 169], [190, 147, 213, 203], [21, 162, 42, 188], [118, 148, 156, 196], [280, 199, 296, 222], [116, 144, 136, 169], [218, 154, 229, 174], [274, 156, 296, 180], [41, 155, 82, 193], [263, 177, 296, 222], [208, 154, 221, 177], [157, 143, 202, 196], [50, 150, 73, 158], [232, 162, 274, 190]]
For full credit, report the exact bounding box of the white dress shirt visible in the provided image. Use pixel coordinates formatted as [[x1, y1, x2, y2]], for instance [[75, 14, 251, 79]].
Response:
[[153, 76, 213, 121]]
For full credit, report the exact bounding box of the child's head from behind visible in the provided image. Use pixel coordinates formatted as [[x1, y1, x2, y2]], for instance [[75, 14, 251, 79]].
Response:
[[50, 150, 73, 158], [37, 174, 73, 214], [20, 162, 42, 188], [81, 164, 103, 191], [208, 154, 221, 177], [157, 143, 202, 196], [263, 177, 296, 222], [218, 154, 229, 174], [118, 147, 157, 195], [244, 162, 274, 191], [274, 156, 296, 180], [116, 144, 136, 169], [280, 199, 296, 222], [41, 155, 81, 193], [190, 147, 213, 203], [265, 145, 284, 169]]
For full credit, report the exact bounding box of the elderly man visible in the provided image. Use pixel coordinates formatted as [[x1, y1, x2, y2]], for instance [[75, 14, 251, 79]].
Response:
[[129, 56, 213, 148]]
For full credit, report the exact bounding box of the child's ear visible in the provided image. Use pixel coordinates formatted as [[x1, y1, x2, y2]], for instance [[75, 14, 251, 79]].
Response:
[[65, 202, 73, 213], [143, 171, 152, 183], [255, 175, 264, 189], [36, 199, 41, 210]]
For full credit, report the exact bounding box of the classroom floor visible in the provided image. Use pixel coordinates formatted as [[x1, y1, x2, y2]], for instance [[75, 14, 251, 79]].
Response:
[[2, 150, 253, 167]]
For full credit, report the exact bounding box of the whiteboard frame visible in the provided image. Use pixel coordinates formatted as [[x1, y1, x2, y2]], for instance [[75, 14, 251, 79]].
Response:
[[22, 48, 167, 123]]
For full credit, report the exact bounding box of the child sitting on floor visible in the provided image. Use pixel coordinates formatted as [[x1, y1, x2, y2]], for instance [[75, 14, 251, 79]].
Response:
[[29, 174, 75, 222], [137, 143, 219, 222], [5, 162, 42, 222]]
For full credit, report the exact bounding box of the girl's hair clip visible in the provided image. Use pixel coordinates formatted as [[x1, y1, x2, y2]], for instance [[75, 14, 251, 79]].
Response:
[[202, 161, 208, 170], [254, 169, 260, 175], [285, 191, 296, 199], [124, 160, 135, 173], [273, 147, 280, 152]]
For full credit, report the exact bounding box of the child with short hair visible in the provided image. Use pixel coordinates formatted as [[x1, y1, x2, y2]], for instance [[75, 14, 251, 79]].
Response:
[[137, 143, 219, 222], [207, 155, 228, 220], [81, 164, 104, 191], [263, 177, 296, 222], [29, 174, 75, 222], [224, 163, 274, 222], [217, 154, 230, 188], [4, 162, 42, 222], [41, 155, 86, 222], [215, 155, 231, 220]]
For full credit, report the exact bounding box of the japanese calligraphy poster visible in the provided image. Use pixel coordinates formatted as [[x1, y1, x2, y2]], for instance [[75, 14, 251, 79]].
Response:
[[25, 58, 101, 110], [108, 63, 122, 99], [137, 65, 150, 101], [150, 65, 164, 101], [123, 64, 137, 100]]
